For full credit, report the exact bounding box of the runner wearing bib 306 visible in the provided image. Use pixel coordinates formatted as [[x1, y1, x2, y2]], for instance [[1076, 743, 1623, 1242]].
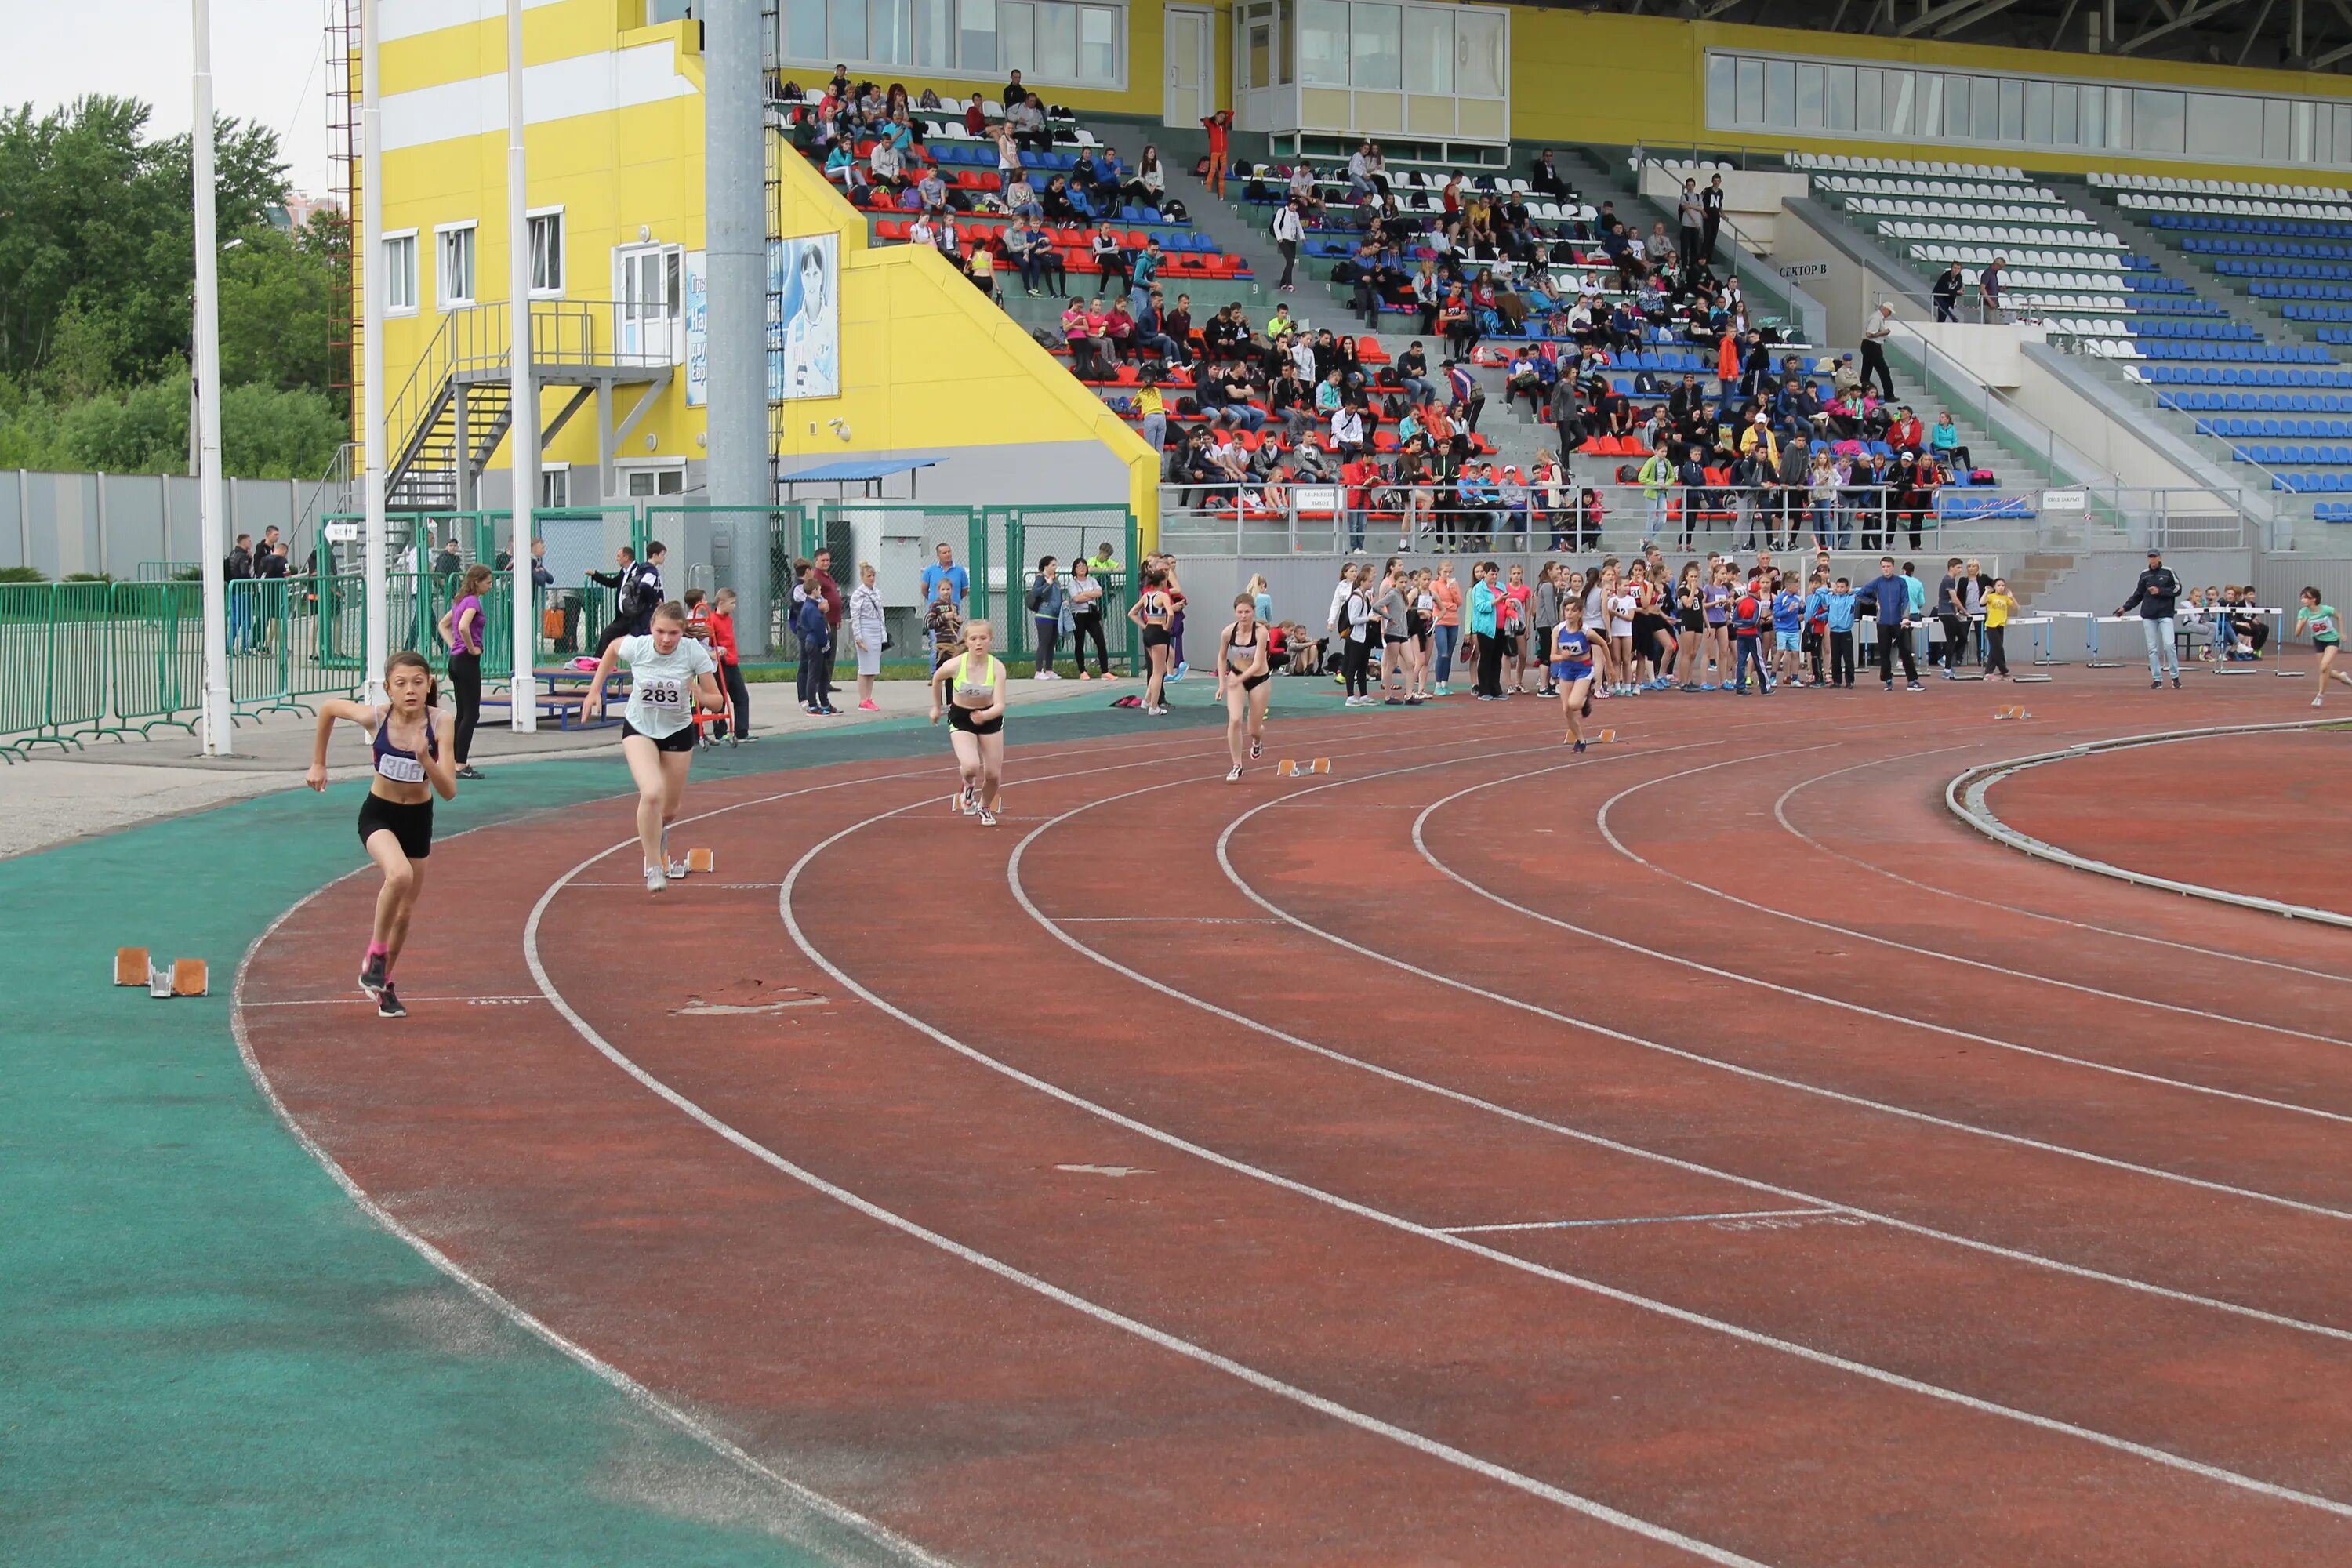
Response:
[[583, 599, 724, 891], [2297, 587, 2352, 709]]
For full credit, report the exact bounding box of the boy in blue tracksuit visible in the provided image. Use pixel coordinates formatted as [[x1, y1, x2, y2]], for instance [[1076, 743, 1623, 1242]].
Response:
[[1771, 579, 1807, 688], [1824, 578, 1860, 688], [1868, 556, 1921, 689], [1802, 573, 1833, 685]]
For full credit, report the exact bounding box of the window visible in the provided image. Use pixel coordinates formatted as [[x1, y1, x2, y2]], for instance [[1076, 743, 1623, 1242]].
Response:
[[1704, 46, 2352, 169], [528, 209, 563, 296], [1349, 2, 1401, 93], [382, 230, 418, 315], [782, 0, 1120, 88], [1298, 0, 1348, 86], [436, 222, 475, 308], [621, 465, 686, 498], [538, 466, 569, 509], [1453, 7, 1503, 98]]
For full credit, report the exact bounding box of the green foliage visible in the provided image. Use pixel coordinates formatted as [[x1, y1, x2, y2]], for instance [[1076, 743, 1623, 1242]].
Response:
[[0, 565, 48, 583], [0, 96, 343, 479]]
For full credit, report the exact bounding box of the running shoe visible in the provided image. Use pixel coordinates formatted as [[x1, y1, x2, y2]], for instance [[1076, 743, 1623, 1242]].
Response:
[[1405, 696, 1423, 706], [645, 864, 668, 892], [376, 984, 406, 1020], [1573, 740, 1588, 753], [1700, 682, 1718, 691], [1384, 696, 1403, 706], [1883, 681, 1895, 691], [2171, 677, 2183, 689], [858, 699, 879, 710], [956, 785, 978, 815], [456, 764, 485, 780], [804, 702, 822, 714], [977, 808, 998, 827], [1226, 765, 1243, 782], [359, 950, 387, 996], [2151, 679, 2161, 689], [1679, 683, 1700, 692], [1906, 681, 1925, 691], [1250, 737, 1264, 758], [1434, 683, 1449, 695], [821, 703, 841, 714], [2314, 695, 2325, 708], [1170, 663, 1189, 681]]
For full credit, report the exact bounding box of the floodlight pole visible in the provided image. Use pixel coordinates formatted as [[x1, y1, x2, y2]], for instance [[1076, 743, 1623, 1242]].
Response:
[[506, 0, 539, 728], [192, 0, 232, 755], [361, 0, 389, 702]]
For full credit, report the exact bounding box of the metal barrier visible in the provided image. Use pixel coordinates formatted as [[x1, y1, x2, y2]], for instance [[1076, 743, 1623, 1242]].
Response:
[[108, 581, 204, 737], [988, 503, 1141, 673]]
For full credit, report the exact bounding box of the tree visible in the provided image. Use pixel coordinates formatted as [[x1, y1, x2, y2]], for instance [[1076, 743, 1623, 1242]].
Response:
[[219, 221, 336, 396]]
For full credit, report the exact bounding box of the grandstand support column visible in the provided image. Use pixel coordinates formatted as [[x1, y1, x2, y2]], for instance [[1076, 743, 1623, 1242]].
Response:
[[191, 0, 233, 756], [361, 0, 389, 702], [702, 0, 770, 655], [504, 0, 538, 730]]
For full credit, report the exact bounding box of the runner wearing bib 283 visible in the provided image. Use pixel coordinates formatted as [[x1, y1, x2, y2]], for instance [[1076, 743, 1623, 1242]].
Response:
[[931, 620, 1009, 825], [583, 599, 724, 891]]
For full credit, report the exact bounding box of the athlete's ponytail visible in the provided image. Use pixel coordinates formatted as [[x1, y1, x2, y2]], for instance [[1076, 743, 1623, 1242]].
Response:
[[652, 599, 690, 627]]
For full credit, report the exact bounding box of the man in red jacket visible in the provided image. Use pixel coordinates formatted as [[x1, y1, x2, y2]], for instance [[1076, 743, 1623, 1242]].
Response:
[[1886, 405, 1926, 454]]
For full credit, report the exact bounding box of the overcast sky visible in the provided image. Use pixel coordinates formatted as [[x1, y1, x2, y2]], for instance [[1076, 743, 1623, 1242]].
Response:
[[2, 0, 332, 193]]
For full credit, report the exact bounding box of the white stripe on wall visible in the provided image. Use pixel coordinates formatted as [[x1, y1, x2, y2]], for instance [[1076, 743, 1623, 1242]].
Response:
[[382, 0, 567, 45], [383, 42, 697, 152]]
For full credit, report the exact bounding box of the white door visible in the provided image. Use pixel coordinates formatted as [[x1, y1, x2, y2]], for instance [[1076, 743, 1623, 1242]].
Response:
[[1164, 6, 1211, 129], [615, 245, 681, 365]]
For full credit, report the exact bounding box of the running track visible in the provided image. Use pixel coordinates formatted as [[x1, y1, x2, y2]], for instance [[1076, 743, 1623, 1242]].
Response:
[[237, 677, 2352, 1566]]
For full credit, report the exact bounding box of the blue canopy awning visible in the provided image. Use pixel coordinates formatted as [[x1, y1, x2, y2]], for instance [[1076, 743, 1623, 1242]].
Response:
[[777, 458, 942, 484]]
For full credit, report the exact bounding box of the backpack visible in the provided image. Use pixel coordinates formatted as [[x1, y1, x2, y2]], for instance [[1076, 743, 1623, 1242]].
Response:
[[793, 594, 828, 642], [617, 562, 648, 615]]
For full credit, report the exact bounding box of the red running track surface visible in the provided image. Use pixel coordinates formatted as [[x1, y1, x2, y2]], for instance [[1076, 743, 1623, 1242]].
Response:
[[238, 677, 2352, 1565], [1984, 726, 2352, 919]]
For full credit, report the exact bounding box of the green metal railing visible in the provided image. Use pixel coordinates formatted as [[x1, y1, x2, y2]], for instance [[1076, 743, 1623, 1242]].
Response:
[[988, 504, 1140, 673]]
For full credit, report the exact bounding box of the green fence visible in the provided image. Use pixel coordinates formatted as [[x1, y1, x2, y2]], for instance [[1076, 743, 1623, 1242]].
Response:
[[989, 504, 1140, 674]]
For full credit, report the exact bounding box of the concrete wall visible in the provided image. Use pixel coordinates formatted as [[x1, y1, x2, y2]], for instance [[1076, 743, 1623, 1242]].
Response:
[[0, 471, 347, 580]]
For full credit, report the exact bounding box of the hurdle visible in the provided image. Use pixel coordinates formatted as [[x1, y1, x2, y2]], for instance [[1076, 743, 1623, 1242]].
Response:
[[2085, 615, 2130, 669], [1274, 757, 1331, 777]]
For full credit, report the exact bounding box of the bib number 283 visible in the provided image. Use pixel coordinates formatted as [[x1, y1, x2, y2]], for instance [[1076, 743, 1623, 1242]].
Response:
[[642, 678, 684, 710]]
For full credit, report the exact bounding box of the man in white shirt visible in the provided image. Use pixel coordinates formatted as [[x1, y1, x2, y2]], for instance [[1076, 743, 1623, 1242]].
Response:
[[1330, 401, 1365, 461], [868, 140, 902, 189], [1859, 302, 1897, 402], [1346, 141, 1375, 200], [1272, 198, 1305, 293]]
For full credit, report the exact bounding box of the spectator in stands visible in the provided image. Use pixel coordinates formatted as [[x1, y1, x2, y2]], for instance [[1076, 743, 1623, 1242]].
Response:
[[1040, 174, 1080, 224], [915, 165, 952, 213], [993, 123, 1022, 187], [1677, 178, 1704, 276], [1858, 303, 1898, 401], [824, 140, 858, 187], [1162, 294, 1194, 364], [1438, 283, 1475, 358], [1700, 173, 1726, 262], [1929, 410, 1969, 474], [1103, 296, 1136, 361], [868, 136, 903, 191], [1200, 364, 1266, 434], [1001, 68, 1025, 113], [1269, 362, 1313, 437], [1202, 303, 1245, 362], [1062, 299, 1103, 379], [1089, 221, 1127, 294], [1096, 147, 1130, 204], [1128, 237, 1162, 310], [1133, 291, 1179, 363], [1331, 400, 1366, 466], [1446, 357, 1485, 434], [1272, 198, 1304, 293], [1014, 220, 1063, 296], [1886, 404, 1925, 453], [1600, 221, 1643, 287], [1001, 172, 1040, 219], [1977, 256, 2005, 323], [1201, 107, 1233, 198], [1643, 221, 1675, 275], [1933, 262, 1965, 323], [964, 92, 989, 136], [1010, 93, 1050, 151], [1127, 147, 1167, 207], [1346, 140, 1377, 201]]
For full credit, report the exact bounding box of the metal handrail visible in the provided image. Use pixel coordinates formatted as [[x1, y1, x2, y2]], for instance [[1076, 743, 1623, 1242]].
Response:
[[1631, 151, 1826, 347]]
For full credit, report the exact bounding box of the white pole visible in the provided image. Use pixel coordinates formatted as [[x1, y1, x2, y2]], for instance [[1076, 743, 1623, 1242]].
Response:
[[192, 0, 232, 755], [361, 0, 389, 702], [505, 0, 538, 730]]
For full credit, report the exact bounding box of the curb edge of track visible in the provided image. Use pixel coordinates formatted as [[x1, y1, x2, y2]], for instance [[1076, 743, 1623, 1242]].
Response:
[[1944, 720, 2352, 929]]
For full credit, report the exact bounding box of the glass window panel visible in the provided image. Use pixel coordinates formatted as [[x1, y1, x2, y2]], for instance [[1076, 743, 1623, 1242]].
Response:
[[1035, 0, 1076, 79], [786, 0, 827, 59], [1944, 75, 1968, 138], [960, 0, 996, 68], [2053, 82, 2078, 146], [1893, 70, 1919, 137], [1705, 53, 1733, 125], [384, 235, 416, 312], [1826, 64, 1857, 132], [1858, 67, 1882, 132], [999, 0, 1030, 71], [830, 0, 866, 61], [1795, 63, 1823, 129], [2188, 92, 2260, 158], [1454, 9, 1503, 98], [869, 0, 904, 64], [1298, 0, 1348, 85], [1735, 57, 1762, 124], [1246, 20, 1271, 90], [1410, 9, 1454, 94], [912, 0, 948, 66], [2025, 80, 2052, 146], [2295, 100, 2317, 162], [2336, 105, 2352, 165], [1765, 59, 1794, 127], [2264, 99, 2290, 161], [2109, 86, 2133, 151], [528, 213, 561, 293], [1998, 78, 2023, 140], [1969, 77, 1996, 140], [1351, 2, 1401, 91], [2133, 88, 2183, 154], [1078, 5, 1114, 81]]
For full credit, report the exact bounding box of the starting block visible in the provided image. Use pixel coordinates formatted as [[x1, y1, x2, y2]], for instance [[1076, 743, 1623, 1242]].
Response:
[[684, 847, 717, 873], [1274, 757, 1331, 778], [114, 947, 208, 997], [1595, 728, 1618, 744], [2212, 665, 2262, 676], [2011, 673, 2053, 684], [1994, 705, 2031, 720]]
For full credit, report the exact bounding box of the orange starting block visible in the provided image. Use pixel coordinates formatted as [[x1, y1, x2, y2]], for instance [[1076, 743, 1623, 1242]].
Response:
[[114, 947, 207, 997], [1994, 705, 2031, 721], [1274, 757, 1331, 778], [1595, 728, 1617, 744]]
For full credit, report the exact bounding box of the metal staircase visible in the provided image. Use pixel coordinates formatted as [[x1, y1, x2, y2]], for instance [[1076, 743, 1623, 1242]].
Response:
[[382, 299, 674, 510]]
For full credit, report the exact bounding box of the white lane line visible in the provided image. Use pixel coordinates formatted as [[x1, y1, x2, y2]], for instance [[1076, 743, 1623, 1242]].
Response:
[[1594, 749, 2352, 1050], [1774, 749, 2352, 988], [241, 995, 546, 1007], [1055, 916, 1286, 924], [526, 735, 1774, 1567], [1075, 745, 2352, 1347], [1441, 1209, 1842, 1235], [1423, 746, 2352, 1122], [788, 756, 2352, 1523], [1405, 753, 2352, 1208], [233, 895, 955, 1568]]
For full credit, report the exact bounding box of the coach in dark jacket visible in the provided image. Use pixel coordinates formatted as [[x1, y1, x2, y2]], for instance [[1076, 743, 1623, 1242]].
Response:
[[2118, 548, 2183, 687], [1865, 555, 1918, 688]]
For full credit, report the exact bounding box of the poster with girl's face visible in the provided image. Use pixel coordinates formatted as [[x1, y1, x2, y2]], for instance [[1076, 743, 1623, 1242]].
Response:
[[767, 233, 840, 401]]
